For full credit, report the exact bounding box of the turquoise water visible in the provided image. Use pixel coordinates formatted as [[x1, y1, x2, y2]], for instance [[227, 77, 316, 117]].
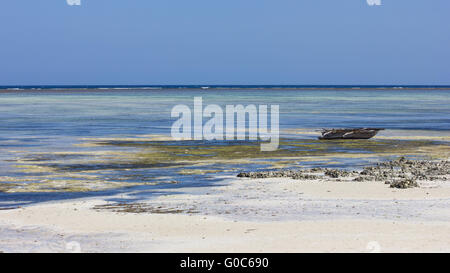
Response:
[[0, 89, 449, 207], [0, 89, 449, 138]]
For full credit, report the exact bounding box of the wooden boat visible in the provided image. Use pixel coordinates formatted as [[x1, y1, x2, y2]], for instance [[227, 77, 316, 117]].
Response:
[[318, 128, 384, 140]]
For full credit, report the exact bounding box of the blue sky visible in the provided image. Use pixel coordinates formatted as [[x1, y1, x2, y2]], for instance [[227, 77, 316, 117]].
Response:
[[0, 0, 449, 85]]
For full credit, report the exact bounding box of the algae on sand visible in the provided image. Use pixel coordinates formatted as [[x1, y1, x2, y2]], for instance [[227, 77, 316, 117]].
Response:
[[2, 136, 448, 193]]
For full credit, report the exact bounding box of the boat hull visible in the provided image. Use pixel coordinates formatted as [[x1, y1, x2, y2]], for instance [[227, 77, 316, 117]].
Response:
[[318, 128, 383, 140]]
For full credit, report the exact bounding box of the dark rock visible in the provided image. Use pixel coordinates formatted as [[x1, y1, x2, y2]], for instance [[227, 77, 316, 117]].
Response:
[[237, 159, 449, 188], [390, 179, 419, 189]]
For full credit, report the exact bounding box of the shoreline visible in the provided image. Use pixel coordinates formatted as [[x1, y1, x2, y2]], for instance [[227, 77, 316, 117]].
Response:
[[1, 158, 449, 252]]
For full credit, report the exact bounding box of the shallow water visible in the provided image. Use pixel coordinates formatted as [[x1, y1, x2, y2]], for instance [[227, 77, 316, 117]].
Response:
[[0, 89, 449, 206]]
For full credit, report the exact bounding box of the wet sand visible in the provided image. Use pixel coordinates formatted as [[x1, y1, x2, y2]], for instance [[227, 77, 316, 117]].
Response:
[[1, 165, 450, 252]]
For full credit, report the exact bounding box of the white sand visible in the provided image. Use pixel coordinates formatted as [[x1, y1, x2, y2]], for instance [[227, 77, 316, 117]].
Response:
[[1, 177, 450, 253]]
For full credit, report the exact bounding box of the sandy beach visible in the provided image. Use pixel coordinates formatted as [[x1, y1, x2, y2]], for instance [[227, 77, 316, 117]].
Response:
[[1, 160, 449, 252]]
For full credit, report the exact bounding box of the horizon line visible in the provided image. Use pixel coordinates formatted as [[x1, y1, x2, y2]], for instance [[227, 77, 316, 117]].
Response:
[[2, 84, 450, 87], [1, 84, 450, 91]]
